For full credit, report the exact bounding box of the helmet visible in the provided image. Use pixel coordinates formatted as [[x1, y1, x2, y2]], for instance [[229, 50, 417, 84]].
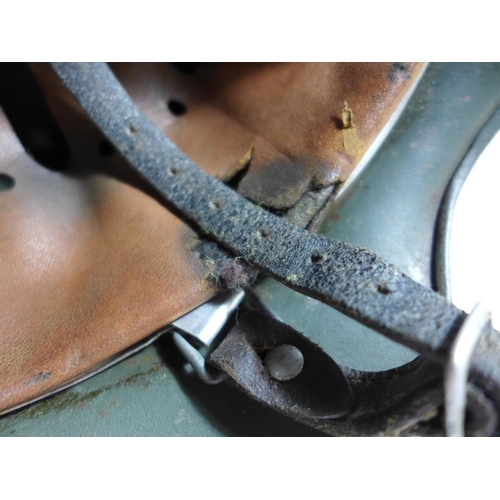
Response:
[[1, 62, 499, 436]]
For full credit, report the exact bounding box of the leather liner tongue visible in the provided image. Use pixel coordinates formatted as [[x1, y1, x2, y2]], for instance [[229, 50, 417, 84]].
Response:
[[210, 310, 353, 420]]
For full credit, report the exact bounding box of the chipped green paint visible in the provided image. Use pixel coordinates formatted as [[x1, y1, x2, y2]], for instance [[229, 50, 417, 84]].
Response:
[[0, 361, 164, 433], [0, 340, 325, 436]]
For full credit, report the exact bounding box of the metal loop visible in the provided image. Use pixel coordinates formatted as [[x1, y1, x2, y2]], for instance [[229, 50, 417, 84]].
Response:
[[172, 331, 227, 385], [444, 301, 491, 437]]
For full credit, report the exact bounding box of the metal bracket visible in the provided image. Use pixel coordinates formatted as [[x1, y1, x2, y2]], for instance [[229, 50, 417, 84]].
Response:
[[445, 301, 492, 437], [170, 290, 243, 384], [172, 332, 227, 385]]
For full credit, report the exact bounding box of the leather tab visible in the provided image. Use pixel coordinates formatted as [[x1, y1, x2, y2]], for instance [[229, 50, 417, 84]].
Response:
[[210, 310, 353, 420]]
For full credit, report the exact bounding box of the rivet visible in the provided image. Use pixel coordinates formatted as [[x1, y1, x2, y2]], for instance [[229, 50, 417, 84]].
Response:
[[265, 344, 304, 381]]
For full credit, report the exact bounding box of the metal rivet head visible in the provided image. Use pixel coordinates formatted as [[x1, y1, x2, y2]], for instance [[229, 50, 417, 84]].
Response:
[[265, 344, 304, 381]]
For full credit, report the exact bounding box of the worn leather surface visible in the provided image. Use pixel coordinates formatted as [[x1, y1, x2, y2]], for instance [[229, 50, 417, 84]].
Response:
[[210, 310, 354, 420], [0, 108, 216, 413], [110, 63, 425, 209], [0, 63, 424, 414], [211, 311, 495, 436]]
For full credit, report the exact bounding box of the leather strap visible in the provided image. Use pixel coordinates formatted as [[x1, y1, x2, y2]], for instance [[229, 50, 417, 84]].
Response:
[[210, 310, 497, 436], [51, 62, 500, 431]]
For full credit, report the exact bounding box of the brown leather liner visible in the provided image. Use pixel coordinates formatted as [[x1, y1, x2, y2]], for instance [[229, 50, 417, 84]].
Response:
[[110, 63, 425, 208], [0, 106, 222, 412], [0, 63, 424, 413]]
